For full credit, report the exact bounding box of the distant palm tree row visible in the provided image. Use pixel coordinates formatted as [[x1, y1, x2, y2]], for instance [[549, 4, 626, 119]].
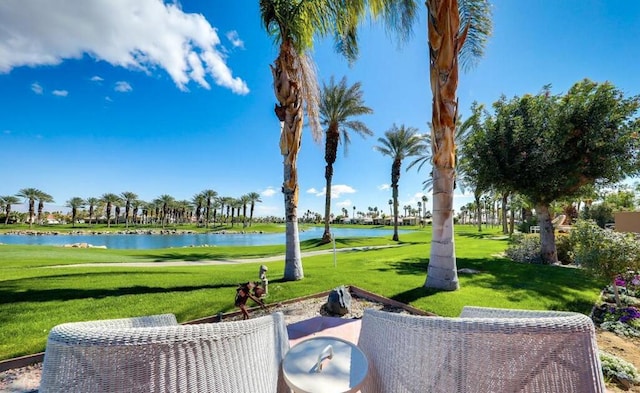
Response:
[[1, 188, 263, 229]]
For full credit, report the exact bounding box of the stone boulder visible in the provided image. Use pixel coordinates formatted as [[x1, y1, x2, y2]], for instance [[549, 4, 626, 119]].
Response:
[[326, 285, 352, 316]]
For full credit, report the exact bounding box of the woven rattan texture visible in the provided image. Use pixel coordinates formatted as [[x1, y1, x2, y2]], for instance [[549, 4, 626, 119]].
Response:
[[357, 307, 606, 393], [39, 312, 289, 393]]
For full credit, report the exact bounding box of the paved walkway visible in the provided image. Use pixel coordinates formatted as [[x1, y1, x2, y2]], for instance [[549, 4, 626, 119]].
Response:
[[49, 245, 401, 268], [288, 316, 362, 346]]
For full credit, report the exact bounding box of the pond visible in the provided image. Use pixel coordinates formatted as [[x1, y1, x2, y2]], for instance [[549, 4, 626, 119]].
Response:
[[0, 227, 412, 249]]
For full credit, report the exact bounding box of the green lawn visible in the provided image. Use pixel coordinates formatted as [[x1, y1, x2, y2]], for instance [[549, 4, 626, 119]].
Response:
[[0, 225, 605, 361]]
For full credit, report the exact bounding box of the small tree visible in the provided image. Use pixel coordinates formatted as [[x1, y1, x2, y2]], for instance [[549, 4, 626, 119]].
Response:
[[467, 80, 640, 263], [571, 220, 640, 307]]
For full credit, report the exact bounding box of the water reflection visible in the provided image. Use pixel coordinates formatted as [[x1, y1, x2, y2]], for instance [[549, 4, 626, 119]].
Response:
[[0, 227, 410, 249]]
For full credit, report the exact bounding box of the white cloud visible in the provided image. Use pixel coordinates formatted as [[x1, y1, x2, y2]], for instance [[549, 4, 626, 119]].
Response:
[[261, 187, 277, 197], [337, 199, 352, 207], [105, 96, 113, 102], [0, 0, 249, 94], [52, 89, 68, 97], [309, 184, 356, 198], [114, 81, 132, 92], [378, 184, 390, 191], [31, 82, 43, 94], [90, 75, 103, 82], [225, 30, 244, 49]]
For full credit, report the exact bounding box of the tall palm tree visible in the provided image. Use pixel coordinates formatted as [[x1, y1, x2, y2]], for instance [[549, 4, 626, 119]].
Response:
[[201, 189, 218, 228], [422, 0, 492, 290], [240, 194, 251, 227], [192, 193, 205, 227], [246, 192, 262, 227], [120, 192, 138, 229], [319, 76, 373, 243], [15, 187, 41, 227], [100, 193, 121, 228], [175, 200, 192, 225], [131, 198, 142, 226], [66, 197, 85, 228], [155, 195, 175, 229], [375, 124, 424, 241], [231, 198, 243, 227], [260, 0, 418, 280], [35, 191, 54, 225], [1, 195, 20, 225], [422, 195, 429, 222], [85, 197, 99, 226]]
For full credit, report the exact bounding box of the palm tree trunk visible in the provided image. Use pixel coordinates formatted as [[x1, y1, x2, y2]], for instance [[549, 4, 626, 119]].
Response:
[[28, 200, 34, 228], [426, 166, 459, 290], [272, 41, 304, 281], [249, 203, 255, 227], [535, 203, 558, 264], [5, 205, 10, 225], [322, 166, 333, 243], [425, 0, 463, 291], [392, 160, 401, 241], [322, 127, 339, 244]]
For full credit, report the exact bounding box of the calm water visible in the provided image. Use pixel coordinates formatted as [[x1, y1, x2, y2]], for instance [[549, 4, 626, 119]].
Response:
[[0, 227, 410, 249]]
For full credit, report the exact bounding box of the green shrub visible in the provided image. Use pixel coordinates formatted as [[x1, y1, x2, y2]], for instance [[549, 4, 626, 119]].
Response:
[[571, 220, 640, 281], [555, 233, 575, 265], [505, 234, 543, 264], [571, 220, 640, 306]]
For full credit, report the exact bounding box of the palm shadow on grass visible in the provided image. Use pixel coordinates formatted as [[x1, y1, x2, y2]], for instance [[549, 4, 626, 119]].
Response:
[[380, 256, 603, 314], [457, 231, 509, 240], [0, 271, 239, 305], [139, 251, 281, 262]]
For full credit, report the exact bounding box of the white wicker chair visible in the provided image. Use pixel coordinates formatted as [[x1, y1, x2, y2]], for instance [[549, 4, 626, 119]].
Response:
[[40, 312, 290, 393], [357, 307, 605, 393]]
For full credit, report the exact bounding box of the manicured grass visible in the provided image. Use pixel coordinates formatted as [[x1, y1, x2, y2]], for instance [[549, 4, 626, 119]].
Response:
[[0, 225, 605, 361]]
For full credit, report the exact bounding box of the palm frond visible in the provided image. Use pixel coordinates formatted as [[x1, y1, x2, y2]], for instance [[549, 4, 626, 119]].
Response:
[[458, 0, 493, 71], [300, 52, 322, 142]]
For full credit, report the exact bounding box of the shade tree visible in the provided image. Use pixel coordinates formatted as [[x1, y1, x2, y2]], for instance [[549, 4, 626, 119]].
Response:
[[466, 80, 640, 263]]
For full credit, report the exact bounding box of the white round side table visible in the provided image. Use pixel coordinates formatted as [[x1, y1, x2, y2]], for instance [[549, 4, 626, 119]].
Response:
[[282, 336, 369, 393]]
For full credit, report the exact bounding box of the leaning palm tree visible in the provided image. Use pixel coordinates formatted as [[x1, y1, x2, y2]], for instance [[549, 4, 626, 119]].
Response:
[[100, 193, 121, 228], [374, 124, 424, 241], [424, 0, 492, 291], [120, 192, 138, 229], [66, 197, 85, 228], [318, 76, 373, 243], [246, 192, 262, 227], [1, 195, 20, 225]]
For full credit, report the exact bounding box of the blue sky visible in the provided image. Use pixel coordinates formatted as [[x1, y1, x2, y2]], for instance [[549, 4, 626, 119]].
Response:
[[1, 0, 639, 218]]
